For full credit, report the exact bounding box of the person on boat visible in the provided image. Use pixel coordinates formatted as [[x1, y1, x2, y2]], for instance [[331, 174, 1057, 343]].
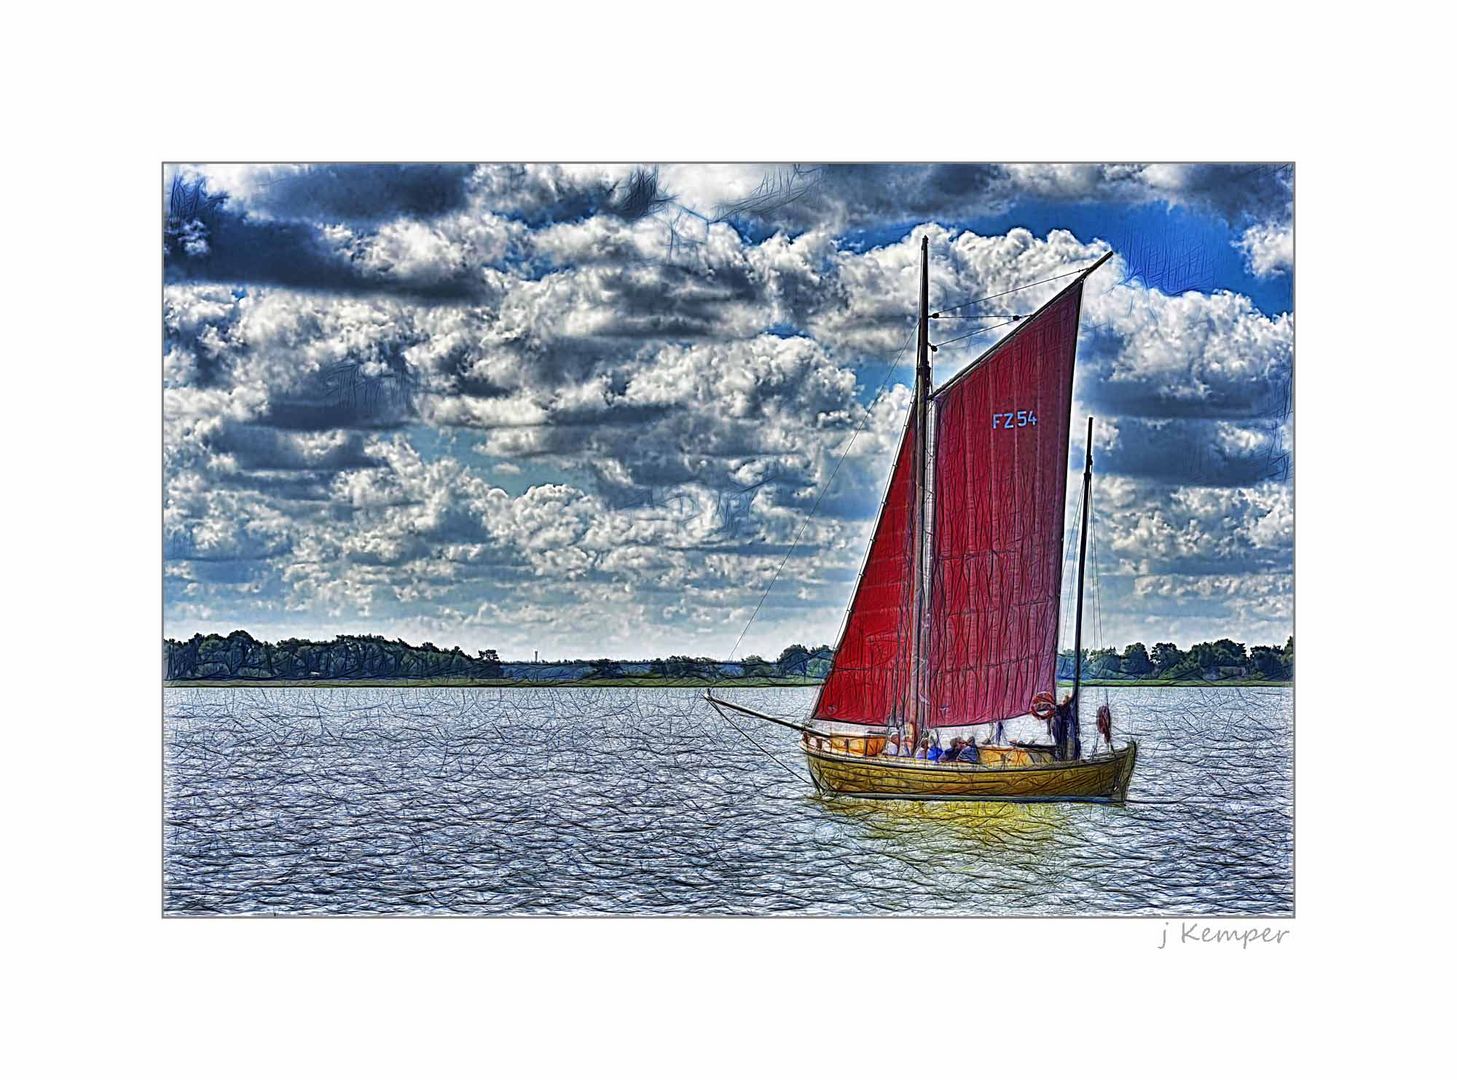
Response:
[[992, 718, 1007, 745], [1052, 695, 1082, 761], [1096, 703, 1113, 751], [944, 736, 980, 764], [917, 734, 932, 760], [927, 738, 943, 763], [884, 732, 902, 757]]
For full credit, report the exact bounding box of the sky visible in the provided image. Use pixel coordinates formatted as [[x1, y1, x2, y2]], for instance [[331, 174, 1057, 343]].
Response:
[[163, 163, 1293, 660]]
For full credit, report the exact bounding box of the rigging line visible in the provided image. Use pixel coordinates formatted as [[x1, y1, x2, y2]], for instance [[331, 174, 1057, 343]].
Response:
[[706, 697, 811, 784], [1091, 487, 1105, 650], [1085, 489, 1107, 703], [726, 323, 918, 663], [928, 312, 1022, 320], [1062, 496, 1080, 655], [1059, 479, 1086, 655], [1092, 539, 1103, 658], [930, 319, 1019, 350], [1090, 495, 1111, 707], [931, 265, 1096, 318]]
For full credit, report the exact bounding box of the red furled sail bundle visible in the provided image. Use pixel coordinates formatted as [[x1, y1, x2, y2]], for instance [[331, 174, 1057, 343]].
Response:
[[812, 410, 919, 725], [923, 283, 1084, 727]]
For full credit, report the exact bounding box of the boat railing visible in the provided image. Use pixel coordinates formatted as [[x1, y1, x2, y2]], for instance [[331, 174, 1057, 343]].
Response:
[[801, 732, 887, 758]]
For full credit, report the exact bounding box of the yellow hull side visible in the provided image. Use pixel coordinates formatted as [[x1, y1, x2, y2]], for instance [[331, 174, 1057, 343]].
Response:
[[974, 745, 1054, 767], [804, 740, 1137, 803]]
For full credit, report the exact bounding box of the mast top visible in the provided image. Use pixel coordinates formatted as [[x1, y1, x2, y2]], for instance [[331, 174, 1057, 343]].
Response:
[[917, 236, 931, 379], [930, 250, 1111, 403]]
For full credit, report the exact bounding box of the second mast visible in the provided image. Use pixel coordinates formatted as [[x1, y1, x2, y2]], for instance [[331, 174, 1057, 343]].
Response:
[[908, 235, 932, 733]]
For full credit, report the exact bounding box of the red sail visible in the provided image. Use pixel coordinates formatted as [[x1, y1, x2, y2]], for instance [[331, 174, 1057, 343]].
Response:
[[924, 283, 1084, 727], [812, 408, 919, 726]]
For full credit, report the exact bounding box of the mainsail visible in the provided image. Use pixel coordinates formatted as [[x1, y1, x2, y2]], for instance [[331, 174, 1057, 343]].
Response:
[[812, 409, 919, 725], [814, 244, 1101, 731], [924, 283, 1084, 727]]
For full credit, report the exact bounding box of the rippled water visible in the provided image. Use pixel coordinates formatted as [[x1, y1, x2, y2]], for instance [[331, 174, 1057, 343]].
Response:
[[163, 685, 1292, 916]]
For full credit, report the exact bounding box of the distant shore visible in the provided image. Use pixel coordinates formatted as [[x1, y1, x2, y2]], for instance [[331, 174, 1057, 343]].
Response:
[[165, 676, 1289, 690], [166, 632, 1292, 687]]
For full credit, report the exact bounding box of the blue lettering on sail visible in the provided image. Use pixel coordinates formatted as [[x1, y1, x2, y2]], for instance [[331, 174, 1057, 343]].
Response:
[[991, 410, 1038, 430]]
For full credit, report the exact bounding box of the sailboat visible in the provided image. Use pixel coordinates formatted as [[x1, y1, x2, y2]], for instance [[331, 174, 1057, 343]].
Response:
[[708, 236, 1137, 802]]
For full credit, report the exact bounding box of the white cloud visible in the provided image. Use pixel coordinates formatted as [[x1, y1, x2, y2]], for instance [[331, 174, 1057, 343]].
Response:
[[1237, 220, 1294, 277], [344, 213, 519, 285]]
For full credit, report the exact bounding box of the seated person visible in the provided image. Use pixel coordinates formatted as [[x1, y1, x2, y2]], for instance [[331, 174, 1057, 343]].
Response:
[[945, 736, 982, 764]]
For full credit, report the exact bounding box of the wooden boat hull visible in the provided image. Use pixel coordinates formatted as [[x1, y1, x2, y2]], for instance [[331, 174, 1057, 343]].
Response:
[[803, 739, 1137, 803]]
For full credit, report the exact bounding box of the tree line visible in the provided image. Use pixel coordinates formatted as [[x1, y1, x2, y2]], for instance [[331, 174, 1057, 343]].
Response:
[[1058, 636, 1293, 681], [165, 631, 1291, 684], [163, 631, 834, 682], [164, 631, 506, 682], [639, 644, 831, 680]]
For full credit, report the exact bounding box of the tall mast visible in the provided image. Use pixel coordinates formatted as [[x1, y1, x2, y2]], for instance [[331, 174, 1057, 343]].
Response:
[[1071, 415, 1093, 759], [908, 235, 932, 733]]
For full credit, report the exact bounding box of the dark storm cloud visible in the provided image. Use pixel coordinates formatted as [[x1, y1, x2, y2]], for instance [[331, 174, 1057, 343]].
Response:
[[184, 423, 389, 505], [590, 262, 760, 336], [238, 164, 477, 223], [476, 165, 669, 226], [819, 163, 1004, 220], [1085, 368, 1292, 423], [719, 163, 1293, 234], [205, 425, 384, 472], [164, 207, 483, 301], [212, 470, 345, 503], [1102, 417, 1290, 487], [711, 164, 1002, 232], [260, 376, 416, 432], [1166, 163, 1293, 225], [163, 166, 677, 301]]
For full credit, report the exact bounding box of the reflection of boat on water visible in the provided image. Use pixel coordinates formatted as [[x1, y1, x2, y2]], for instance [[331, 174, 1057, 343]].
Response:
[[818, 785, 1080, 842], [710, 236, 1137, 803]]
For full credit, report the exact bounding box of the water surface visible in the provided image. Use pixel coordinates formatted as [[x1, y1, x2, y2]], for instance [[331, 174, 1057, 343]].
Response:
[[163, 685, 1293, 915]]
